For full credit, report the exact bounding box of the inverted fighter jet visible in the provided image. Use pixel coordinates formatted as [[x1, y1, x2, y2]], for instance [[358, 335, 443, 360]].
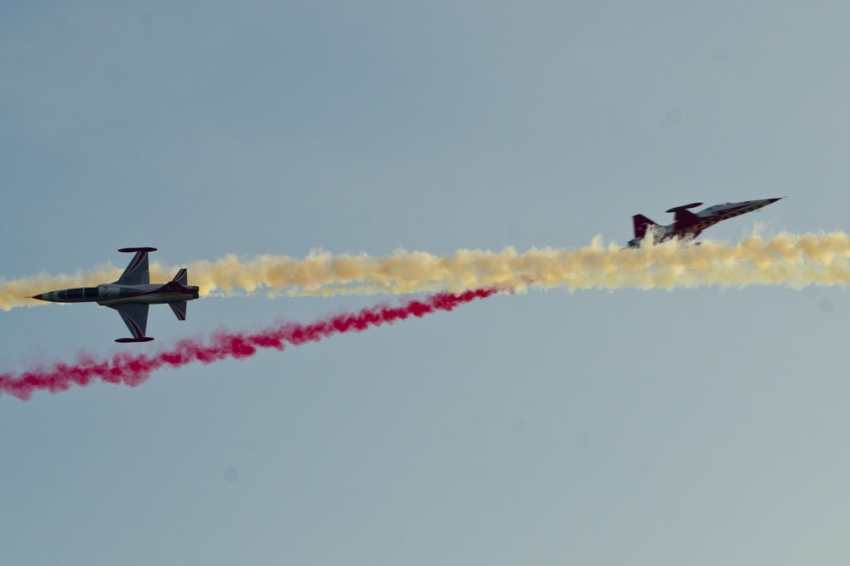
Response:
[[31, 248, 200, 343], [627, 198, 783, 249]]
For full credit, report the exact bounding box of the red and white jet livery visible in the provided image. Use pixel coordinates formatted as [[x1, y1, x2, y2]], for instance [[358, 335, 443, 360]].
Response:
[[627, 198, 783, 249], [31, 248, 200, 343]]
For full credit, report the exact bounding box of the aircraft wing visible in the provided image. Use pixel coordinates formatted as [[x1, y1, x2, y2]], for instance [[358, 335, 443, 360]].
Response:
[[672, 207, 701, 230], [108, 303, 150, 341], [115, 247, 156, 285]]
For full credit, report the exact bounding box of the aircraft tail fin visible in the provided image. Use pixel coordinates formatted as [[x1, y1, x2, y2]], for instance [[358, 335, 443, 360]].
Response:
[[171, 268, 188, 285], [633, 214, 659, 239], [169, 301, 187, 321]]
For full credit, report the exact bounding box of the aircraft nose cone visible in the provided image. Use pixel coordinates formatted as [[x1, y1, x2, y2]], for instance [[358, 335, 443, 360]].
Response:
[[31, 293, 44, 300], [768, 197, 784, 203]]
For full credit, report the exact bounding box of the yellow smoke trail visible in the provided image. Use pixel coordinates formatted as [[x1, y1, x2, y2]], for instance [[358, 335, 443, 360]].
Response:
[[4, 231, 850, 312]]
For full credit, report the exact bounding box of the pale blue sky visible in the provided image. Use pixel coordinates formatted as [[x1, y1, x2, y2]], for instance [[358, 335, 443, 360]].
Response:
[[3, 2, 850, 564]]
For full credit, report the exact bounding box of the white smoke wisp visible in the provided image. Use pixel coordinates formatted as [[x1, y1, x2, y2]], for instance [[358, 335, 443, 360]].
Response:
[[5, 231, 850, 311]]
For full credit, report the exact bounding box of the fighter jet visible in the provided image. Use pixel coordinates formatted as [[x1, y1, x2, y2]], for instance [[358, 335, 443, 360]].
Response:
[[31, 248, 200, 343], [627, 198, 783, 249]]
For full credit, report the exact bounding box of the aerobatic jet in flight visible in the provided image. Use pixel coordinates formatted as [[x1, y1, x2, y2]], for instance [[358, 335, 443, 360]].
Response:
[[31, 248, 200, 343], [627, 198, 783, 249]]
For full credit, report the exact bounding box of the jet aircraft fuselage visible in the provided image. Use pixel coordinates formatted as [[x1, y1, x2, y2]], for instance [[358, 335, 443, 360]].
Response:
[[627, 198, 783, 249], [36, 282, 197, 306], [31, 248, 199, 342]]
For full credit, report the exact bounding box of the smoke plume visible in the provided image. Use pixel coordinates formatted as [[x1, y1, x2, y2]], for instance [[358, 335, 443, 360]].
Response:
[[5, 231, 850, 311], [0, 288, 499, 400]]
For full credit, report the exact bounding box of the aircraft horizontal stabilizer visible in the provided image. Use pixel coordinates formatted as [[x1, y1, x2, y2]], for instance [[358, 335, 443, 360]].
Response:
[[169, 301, 187, 321]]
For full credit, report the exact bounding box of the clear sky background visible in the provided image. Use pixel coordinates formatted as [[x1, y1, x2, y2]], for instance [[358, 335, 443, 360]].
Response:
[[2, 2, 850, 564]]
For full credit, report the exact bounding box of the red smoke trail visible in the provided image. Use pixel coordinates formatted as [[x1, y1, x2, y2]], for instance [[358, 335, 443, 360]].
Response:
[[0, 288, 499, 400]]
